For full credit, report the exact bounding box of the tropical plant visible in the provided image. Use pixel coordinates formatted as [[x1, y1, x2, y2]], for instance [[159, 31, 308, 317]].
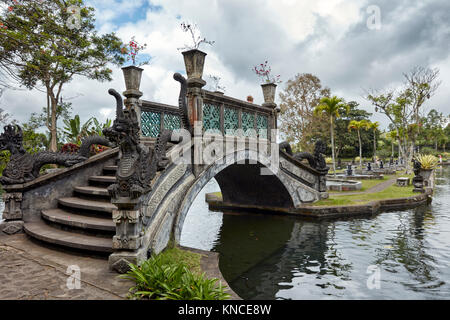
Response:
[[252, 60, 281, 84], [120, 253, 230, 300], [61, 143, 80, 154], [121, 36, 150, 66], [314, 96, 349, 176], [387, 130, 399, 158], [415, 154, 438, 169], [369, 121, 380, 161], [178, 21, 215, 51], [348, 119, 370, 169], [63, 115, 94, 145], [90, 118, 112, 137]]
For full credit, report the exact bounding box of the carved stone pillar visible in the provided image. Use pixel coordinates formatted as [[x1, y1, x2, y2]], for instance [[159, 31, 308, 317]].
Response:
[[1, 192, 24, 235], [187, 79, 206, 178], [109, 199, 145, 273], [122, 66, 144, 135]]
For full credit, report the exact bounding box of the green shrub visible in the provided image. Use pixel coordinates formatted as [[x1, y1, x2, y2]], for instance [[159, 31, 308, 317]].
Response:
[[120, 251, 231, 300], [415, 154, 438, 169]]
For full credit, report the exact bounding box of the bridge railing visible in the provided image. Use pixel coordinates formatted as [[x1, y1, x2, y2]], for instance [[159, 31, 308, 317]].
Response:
[[201, 90, 274, 140], [140, 100, 182, 137], [139, 90, 275, 141]]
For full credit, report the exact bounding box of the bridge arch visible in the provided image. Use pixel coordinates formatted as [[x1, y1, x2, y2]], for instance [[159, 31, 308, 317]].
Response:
[[174, 149, 299, 243]]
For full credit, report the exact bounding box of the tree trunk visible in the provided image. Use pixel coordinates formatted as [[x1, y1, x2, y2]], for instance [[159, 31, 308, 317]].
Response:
[[373, 129, 377, 162], [330, 116, 336, 177], [391, 141, 394, 158], [358, 130, 362, 170], [48, 91, 58, 153]]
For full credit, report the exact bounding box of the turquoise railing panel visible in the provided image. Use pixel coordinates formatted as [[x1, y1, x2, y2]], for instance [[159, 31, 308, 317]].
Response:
[[141, 111, 161, 137], [257, 114, 268, 138], [203, 103, 221, 132], [242, 111, 256, 137], [224, 107, 238, 135], [164, 113, 181, 131]]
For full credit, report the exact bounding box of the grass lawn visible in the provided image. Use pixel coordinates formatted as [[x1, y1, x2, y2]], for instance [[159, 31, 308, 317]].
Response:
[[313, 184, 417, 206], [329, 171, 415, 194], [159, 247, 203, 274]]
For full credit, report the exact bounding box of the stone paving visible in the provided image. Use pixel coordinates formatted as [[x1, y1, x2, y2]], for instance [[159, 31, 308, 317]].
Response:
[[0, 234, 132, 300], [0, 233, 240, 300], [0, 245, 123, 300]]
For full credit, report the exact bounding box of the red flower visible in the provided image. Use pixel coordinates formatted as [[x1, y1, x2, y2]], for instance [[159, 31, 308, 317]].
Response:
[[8, 6, 13, 11]]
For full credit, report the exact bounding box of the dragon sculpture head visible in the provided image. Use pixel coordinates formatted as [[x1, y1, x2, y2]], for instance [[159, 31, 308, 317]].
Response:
[[0, 124, 26, 156]]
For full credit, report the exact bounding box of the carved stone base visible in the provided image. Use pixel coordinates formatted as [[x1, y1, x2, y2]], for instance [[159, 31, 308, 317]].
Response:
[[2, 192, 23, 220], [109, 249, 147, 274], [0, 220, 24, 235]]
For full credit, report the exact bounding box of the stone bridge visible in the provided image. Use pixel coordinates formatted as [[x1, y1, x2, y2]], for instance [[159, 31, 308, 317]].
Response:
[[0, 63, 329, 273]]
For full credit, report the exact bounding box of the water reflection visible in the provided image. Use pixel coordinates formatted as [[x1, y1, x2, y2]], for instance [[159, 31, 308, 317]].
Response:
[[180, 167, 450, 299]]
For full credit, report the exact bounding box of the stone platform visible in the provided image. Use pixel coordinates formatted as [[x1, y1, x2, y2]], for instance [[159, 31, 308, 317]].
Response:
[[0, 232, 240, 300]]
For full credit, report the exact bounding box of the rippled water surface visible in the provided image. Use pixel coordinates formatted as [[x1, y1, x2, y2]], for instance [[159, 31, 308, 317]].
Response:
[[181, 166, 450, 299]]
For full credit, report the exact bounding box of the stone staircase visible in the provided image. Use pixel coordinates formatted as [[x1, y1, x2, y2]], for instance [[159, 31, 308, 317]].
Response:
[[23, 162, 118, 254]]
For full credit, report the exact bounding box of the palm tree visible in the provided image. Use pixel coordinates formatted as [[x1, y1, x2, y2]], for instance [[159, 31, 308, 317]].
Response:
[[369, 121, 380, 162], [314, 96, 348, 176], [348, 120, 370, 170]]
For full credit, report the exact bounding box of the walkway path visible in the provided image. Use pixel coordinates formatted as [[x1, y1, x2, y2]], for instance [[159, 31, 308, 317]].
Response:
[[0, 233, 131, 300], [332, 177, 398, 196]]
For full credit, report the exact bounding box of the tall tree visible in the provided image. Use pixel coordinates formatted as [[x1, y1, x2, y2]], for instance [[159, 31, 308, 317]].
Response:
[[279, 73, 330, 152], [333, 101, 372, 159], [0, 0, 125, 151], [348, 120, 370, 169], [367, 66, 441, 173], [314, 96, 348, 176], [422, 109, 446, 151]]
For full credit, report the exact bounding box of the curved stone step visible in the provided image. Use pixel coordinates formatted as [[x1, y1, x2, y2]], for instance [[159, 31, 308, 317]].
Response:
[[74, 186, 109, 197], [59, 197, 117, 213], [103, 165, 118, 173], [24, 221, 113, 253], [89, 175, 116, 184], [42, 208, 115, 232]]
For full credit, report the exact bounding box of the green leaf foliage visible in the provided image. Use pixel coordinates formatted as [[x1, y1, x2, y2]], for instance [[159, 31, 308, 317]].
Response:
[[120, 249, 231, 300]]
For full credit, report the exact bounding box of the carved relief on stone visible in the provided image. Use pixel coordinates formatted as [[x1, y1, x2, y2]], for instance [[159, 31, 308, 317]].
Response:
[[143, 164, 187, 219], [2, 192, 22, 220], [113, 234, 143, 250], [297, 187, 317, 203], [112, 210, 141, 224], [1, 221, 24, 235], [280, 159, 316, 184]]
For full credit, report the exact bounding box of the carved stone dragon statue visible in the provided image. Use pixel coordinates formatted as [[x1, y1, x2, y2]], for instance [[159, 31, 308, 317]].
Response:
[[0, 125, 112, 185], [104, 73, 189, 200], [279, 140, 329, 171]]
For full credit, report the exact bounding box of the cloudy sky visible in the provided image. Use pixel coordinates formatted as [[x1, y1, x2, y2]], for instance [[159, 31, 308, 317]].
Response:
[[1, 0, 449, 130]]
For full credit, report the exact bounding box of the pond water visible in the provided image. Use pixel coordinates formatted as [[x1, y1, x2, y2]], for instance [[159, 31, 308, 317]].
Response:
[[180, 166, 450, 300]]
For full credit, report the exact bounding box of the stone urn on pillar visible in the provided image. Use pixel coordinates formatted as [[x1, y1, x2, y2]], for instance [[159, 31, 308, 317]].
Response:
[[122, 66, 144, 101], [261, 83, 277, 105], [182, 49, 207, 80], [121, 66, 144, 134]]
